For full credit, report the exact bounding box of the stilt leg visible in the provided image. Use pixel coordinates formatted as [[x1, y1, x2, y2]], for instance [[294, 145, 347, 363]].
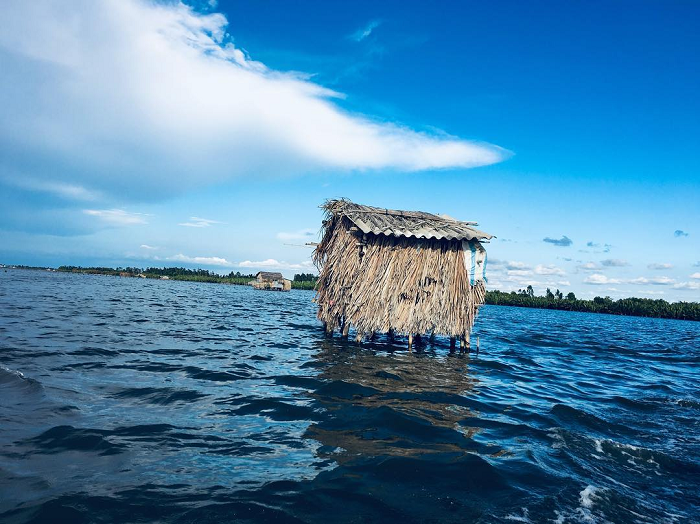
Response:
[[355, 332, 363, 344], [388, 329, 395, 342], [408, 333, 413, 352], [466, 332, 471, 353], [450, 337, 456, 353], [342, 322, 350, 338], [429, 332, 435, 345]]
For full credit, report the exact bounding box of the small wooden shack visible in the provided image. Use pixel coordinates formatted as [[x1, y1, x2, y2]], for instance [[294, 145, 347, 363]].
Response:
[[249, 271, 292, 291], [312, 199, 493, 350]]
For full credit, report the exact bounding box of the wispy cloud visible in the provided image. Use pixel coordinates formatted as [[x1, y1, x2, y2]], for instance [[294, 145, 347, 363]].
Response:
[[647, 263, 673, 270], [629, 276, 675, 286], [178, 217, 223, 228], [83, 209, 149, 225], [350, 19, 382, 42], [276, 228, 317, 241], [140, 244, 158, 250], [584, 274, 621, 285], [543, 235, 572, 247], [5, 178, 101, 201], [238, 259, 314, 271], [534, 264, 566, 276], [674, 230, 689, 237], [168, 254, 233, 267], [600, 259, 629, 267], [690, 272, 700, 280]]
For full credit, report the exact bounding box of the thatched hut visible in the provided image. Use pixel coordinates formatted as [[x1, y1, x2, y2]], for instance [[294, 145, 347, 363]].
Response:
[[313, 199, 493, 350], [249, 271, 292, 291]]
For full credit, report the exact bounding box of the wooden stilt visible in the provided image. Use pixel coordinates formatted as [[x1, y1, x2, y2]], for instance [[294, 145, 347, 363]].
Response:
[[342, 322, 350, 338], [450, 337, 456, 352], [355, 332, 363, 344], [408, 333, 413, 351], [388, 329, 395, 342], [429, 332, 435, 345], [466, 331, 471, 353]]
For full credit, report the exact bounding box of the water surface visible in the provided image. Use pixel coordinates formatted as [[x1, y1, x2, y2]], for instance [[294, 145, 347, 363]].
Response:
[[1, 270, 698, 523]]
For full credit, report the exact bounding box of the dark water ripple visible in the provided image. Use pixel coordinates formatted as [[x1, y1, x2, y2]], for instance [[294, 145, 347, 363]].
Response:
[[0, 270, 698, 523]]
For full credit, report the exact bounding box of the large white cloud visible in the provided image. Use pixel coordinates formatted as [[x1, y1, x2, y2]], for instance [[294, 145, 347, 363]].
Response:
[[0, 0, 506, 200]]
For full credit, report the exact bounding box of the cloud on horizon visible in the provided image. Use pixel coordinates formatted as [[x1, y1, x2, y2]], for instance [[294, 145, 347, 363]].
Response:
[[0, 0, 506, 206]]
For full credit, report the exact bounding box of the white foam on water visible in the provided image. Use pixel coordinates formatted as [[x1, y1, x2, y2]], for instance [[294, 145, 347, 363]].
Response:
[[579, 485, 598, 509], [504, 507, 531, 522]]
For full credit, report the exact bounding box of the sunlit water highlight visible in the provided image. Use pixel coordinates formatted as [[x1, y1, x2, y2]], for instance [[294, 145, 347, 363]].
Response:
[[0, 270, 698, 523]]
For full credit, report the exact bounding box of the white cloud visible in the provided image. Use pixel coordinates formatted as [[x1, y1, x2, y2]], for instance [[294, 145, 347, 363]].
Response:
[[584, 274, 620, 285], [647, 263, 673, 270], [534, 264, 565, 276], [577, 262, 600, 271], [238, 258, 314, 271], [178, 217, 223, 228], [630, 276, 675, 286], [83, 209, 149, 225], [690, 272, 700, 280], [168, 253, 233, 266], [0, 1, 506, 200], [140, 244, 158, 250], [506, 261, 530, 270], [276, 228, 317, 241], [673, 281, 700, 290], [350, 19, 381, 42]]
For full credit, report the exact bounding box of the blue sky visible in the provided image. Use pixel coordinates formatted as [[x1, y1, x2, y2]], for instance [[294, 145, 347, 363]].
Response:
[[0, 0, 698, 300]]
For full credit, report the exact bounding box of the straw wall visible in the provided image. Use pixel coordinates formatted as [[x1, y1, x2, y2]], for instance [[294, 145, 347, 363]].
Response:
[[313, 215, 485, 338]]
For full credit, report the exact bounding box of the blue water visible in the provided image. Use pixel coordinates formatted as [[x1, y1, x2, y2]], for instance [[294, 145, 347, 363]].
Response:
[[0, 269, 698, 523]]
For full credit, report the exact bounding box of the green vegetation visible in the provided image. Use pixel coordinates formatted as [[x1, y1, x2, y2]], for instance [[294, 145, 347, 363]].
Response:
[[56, 265, 319, 290], [485, 287, 699, 321]]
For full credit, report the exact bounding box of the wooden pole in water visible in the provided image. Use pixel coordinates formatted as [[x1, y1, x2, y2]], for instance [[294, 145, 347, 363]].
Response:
[[450, 337, 456, 351], [408, 333, 413, 351], [355, 332, 363, 344], [342, 322, 350, 338]]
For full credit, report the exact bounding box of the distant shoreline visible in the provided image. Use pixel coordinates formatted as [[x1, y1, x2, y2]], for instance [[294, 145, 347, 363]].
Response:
[[2, 265, 698, 321]]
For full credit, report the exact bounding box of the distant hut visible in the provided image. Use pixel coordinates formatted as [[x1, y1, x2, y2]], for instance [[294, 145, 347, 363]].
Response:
[[250, 271, 292, 291], [312, 199, 493, 350]]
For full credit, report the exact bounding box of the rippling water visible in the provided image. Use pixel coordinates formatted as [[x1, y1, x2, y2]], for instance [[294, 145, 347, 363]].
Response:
[[1, 269, 698, 523]]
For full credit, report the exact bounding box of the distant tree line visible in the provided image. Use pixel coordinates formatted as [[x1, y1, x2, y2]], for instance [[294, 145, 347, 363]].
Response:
[[485, 287, 699, 321], [56, 266, 319, 290]]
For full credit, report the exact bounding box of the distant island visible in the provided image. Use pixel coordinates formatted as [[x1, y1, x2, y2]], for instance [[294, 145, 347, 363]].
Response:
[[2, 264, 697, 321]]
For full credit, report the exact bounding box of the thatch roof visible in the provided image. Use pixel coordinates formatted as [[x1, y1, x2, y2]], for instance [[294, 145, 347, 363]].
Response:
[[313, 199, 491, 341], [256, 271, 284, 281], [323, 199, 493, 242]]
